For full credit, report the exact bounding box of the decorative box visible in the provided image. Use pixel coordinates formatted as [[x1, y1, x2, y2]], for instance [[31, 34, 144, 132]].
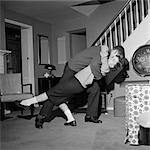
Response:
[[125, 84, 150, 145]]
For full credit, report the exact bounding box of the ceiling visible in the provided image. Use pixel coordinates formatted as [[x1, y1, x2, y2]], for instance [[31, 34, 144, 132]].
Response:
[[2, 0, 115, 24]]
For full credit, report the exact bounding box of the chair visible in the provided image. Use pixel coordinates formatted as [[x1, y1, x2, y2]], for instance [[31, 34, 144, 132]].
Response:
[[0, 73, 34, 120]]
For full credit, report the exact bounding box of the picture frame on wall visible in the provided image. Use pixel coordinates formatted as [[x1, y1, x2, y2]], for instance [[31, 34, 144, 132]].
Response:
[[38, 34, 50, 65], [132, 44, 150, 77]]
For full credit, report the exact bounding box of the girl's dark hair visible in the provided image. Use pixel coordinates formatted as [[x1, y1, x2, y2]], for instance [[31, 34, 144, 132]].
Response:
[[113, 45, 125, 58], [108, 45, 126, 70]]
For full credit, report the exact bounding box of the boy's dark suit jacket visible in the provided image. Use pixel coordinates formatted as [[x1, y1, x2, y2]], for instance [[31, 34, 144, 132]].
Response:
[[102, 58, 129, 92]]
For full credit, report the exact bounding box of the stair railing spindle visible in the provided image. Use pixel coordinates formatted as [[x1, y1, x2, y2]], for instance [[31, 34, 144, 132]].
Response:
[[141, 0, 145, 20], [109, 26, 113, 49], [119, 14, 123, 44], [100, 38, 102, 45], [114, 20, 118, 46], [135, 0, 139, 26], [130, 0, 134, 33], [104, 32, 107, 46], [148, 0, 150, 11], [124, 7, 129, 38]]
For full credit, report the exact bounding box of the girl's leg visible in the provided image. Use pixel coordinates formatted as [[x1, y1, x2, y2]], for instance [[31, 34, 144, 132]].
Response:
[[36, 101, 76, 128], [59, 103, 76, 126], [21, 92, 76, 124], [20, 92, 48, 106]]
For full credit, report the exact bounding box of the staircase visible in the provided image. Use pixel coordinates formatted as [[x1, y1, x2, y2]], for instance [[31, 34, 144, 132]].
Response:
[[94, 0, 150, 61], [93, 0, 150, 106]]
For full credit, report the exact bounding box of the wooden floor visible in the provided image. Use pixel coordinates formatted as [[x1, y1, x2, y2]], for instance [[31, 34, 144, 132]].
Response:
[[1, 108, 149, 150]]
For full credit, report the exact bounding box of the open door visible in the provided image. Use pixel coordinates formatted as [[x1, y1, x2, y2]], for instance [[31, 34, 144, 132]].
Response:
[[5, 19, 35, 94], [69, 28, 87, 58]]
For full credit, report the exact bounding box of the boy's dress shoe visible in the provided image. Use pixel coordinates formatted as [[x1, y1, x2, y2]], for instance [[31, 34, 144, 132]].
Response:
[[85, 116, 102, 123], [35, 115, 45, 129], [64, 120, 77, 126]]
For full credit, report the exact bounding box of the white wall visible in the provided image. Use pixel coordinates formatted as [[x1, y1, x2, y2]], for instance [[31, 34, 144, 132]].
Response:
[[71, 34, 86, 57], [123, 12, 150, 82], [123, 14, 150, 62]]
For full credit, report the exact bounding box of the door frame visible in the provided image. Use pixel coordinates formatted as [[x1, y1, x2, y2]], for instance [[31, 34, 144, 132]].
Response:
[[5, 19, 35, 94], [69, 28, 86, 58]]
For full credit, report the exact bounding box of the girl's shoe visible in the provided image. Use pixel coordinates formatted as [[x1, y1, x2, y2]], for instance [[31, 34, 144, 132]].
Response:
[[64, 120, 77, 126]]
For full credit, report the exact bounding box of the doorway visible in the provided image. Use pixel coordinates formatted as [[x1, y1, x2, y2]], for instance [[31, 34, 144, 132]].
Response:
[[5, 19, 35, 94], [69, 28, 87, 58], [5, 23, 22, 74], [68, 28, 87, 111]]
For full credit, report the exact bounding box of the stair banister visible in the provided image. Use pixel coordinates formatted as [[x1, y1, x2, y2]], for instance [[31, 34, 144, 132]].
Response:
[[93, 0, 131, 46], [93, 0, 149, 47]]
